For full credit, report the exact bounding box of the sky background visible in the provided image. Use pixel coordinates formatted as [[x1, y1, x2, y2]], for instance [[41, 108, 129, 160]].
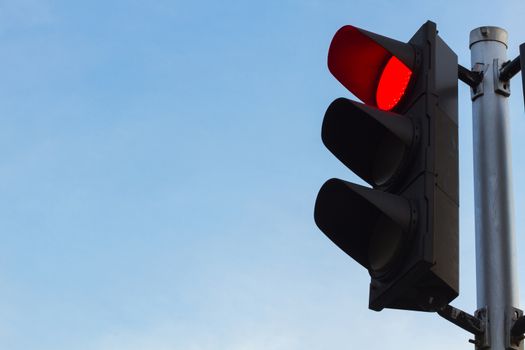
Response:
[[1, 0, 525, 349]]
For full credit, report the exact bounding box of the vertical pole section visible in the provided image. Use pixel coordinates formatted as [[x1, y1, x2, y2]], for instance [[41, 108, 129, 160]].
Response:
[[470, 27, 520, 350]]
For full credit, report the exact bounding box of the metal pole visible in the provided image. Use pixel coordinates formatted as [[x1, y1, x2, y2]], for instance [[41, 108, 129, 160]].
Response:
[[470, 27, 520, 350]]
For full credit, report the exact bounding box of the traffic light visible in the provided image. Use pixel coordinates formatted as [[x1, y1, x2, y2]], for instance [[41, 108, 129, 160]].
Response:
[[314, 21, 459, 312]]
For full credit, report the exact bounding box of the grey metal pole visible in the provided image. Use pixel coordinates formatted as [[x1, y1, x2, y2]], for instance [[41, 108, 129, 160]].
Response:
[[470, 27, 520, 350]]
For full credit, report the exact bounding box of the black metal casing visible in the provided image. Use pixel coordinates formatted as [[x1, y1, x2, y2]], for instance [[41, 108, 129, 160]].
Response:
[[314, 21, 459, 312]]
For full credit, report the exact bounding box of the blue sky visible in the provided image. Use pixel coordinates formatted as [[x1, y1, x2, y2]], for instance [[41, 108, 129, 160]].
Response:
[[1, 0, 525, 349]]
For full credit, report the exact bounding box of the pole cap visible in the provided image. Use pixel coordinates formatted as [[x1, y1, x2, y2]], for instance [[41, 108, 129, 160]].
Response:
[[470, 26, 508, 48]]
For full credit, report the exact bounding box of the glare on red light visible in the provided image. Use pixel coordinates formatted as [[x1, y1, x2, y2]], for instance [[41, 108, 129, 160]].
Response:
[[376, 56, 413, 111]]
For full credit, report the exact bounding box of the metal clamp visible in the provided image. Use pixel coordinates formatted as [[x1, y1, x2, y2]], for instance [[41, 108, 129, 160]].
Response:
[[459, 64, 484, 88], [438, 305, 484, 335], [438, 305, 488, 348], [508, 308, 525, 350], [494, 58, 511, 96], [473, 308, 490, 350], [470, 63, 485, 101]]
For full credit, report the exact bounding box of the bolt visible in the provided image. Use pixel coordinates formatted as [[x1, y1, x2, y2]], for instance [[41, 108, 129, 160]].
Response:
[[469, 339, 480, 346]]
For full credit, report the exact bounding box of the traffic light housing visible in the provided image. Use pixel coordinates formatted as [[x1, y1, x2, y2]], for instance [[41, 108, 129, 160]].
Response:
[[314, 21, 459, 312]]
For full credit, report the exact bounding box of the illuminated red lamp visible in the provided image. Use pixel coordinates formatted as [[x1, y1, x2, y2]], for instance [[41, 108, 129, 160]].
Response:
[[328, 25, 415, 111]]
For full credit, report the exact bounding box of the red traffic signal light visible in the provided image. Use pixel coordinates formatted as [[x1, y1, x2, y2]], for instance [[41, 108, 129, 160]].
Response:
[[315, 21, 459, 312], [328, 25, 416, 111]]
